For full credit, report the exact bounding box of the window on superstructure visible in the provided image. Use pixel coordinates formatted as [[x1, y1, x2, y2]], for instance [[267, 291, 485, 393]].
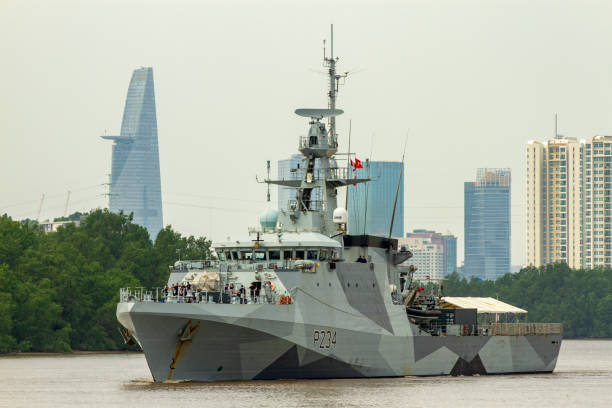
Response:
[[232, 251, 239, 260], [319, 249, 328, 261], [307, 250, 318, 261], [254, 251, 266, 261], [218, 252, 227, 261], [295, 250, 305, 260], [283, 250, 293, 260], [269, 250, 281, 260], [241, 251, 253, 260]]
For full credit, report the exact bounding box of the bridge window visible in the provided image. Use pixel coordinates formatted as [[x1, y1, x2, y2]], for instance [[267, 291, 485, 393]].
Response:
[[269, 250, 281, 260], [254, 251, 266, 261], [307, 250, 318, 261], [231, 251, 239, 260], [295, 250, 305, 260], [319, 249, 328, 261], [218, 252, 227, 261], [283, 250, 293, 260]]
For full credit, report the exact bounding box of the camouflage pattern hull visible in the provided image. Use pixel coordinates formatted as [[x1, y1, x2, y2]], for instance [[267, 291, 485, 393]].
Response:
[[117, 264, 561, 381]]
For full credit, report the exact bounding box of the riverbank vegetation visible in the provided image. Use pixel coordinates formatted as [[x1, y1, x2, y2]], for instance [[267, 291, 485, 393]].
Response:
[[0, 210, 212, 353], [1, 210, 611, 352]]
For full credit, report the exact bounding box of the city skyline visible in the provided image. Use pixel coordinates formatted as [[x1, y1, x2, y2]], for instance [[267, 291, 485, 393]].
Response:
[[3, 1, 612, 266]]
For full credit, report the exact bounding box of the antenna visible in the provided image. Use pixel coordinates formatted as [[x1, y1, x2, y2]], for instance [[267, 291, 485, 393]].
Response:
[[266, 160, 271, 202], [101, 174, 117, 205], [36, 194, 45, 222], [388, 135, 408, 246], [64, 190, 71, 217], [554, 113, 558, 139], [344, 119, 352, 211], [331, 23, 334, 60]]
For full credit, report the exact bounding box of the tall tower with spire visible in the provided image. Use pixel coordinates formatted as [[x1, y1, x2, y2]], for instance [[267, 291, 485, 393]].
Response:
[[102, 67, 163, 239]]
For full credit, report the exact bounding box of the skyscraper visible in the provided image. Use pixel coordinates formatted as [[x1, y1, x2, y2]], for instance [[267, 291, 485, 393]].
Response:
[[526, 136, 582, 268], [277, 154, 321, 210], [102, 67, 163, 239], [442, 232, 458, 275], [348, 160, 404, 237], [583, 135, 612, 268], [464, 168, 511, 280]]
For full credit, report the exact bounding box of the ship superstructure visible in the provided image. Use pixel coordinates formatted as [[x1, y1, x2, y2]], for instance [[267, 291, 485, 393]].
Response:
[[116, 26, 562, 382]]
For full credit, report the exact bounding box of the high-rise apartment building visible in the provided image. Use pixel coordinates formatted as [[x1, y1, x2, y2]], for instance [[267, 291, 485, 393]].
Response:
[[277, 154, 321, 210], [583, 135, 612, 268], [464, 168, 511, 280], [102, 67, 163, 239], [348, 161, 404, 237], [525, 136, 582, 268], [399, 229, 457, 280], [399, 235, 445, 281]]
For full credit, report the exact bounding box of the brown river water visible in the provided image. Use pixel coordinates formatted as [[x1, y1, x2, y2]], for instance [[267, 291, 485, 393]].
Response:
[[0, 339, 610, 408]]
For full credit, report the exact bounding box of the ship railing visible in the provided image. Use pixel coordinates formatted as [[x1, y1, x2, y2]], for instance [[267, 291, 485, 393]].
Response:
[[276, 167, 350, 183], [286, 199, 323, 212], [479, 323, 563, 336], [175, 259, 328, 271], [299, 135, 330, 150], [119, 286, 293, 306], [437, 323, 563, 337]]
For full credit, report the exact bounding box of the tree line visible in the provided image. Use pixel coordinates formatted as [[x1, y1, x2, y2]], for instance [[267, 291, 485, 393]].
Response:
[[1, 209, 610, 353], [0, 209, 212, 353]]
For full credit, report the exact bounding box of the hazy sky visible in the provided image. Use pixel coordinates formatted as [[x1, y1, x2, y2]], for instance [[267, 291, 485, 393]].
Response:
[[2, 0, 612, 266]]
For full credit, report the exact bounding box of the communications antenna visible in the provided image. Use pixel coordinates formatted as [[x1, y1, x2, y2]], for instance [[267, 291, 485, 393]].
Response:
[[101, 174, 117, 206], [388, 135, 408, 246], [36, 194, 45, 222], [64, 191, 71, 217], [266, 160, 271, 202], [323, 24, 350, 146]]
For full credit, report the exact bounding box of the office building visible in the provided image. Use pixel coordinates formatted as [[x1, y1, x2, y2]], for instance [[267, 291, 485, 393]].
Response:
[[102, 67, 163, 239], [399, 229, 457, 280], [348, 160, 404, 237], [525, 136, 582, 268], [442, 232, 458, 275], [464, 168, 511, 280]]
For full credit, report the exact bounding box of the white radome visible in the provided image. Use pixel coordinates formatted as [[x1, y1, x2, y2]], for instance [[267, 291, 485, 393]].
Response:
[[333, 207, 348, 224]]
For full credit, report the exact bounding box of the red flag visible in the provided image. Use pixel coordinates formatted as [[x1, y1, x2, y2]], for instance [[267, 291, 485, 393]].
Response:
[[354, 158, 363, 169], [350, 159, 354, 167]]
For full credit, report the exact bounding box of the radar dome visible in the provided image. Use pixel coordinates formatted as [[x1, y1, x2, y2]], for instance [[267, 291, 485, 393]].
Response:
[[259, 209, 279, 231], [333, 207, 348, 224]]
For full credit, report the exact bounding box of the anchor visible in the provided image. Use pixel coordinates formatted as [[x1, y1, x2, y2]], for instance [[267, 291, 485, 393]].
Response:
[[167, 320, 201, 381]]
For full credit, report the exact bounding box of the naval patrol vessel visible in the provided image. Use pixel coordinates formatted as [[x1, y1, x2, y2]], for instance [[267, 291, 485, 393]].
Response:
[[116, 26, 562, 382]]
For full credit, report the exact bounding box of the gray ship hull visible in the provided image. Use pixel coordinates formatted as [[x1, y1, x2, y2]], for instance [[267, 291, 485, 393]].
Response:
[[117, 300, 561, 381]]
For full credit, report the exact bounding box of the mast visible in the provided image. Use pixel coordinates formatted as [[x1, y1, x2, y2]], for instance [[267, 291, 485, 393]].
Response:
[[325, 24, 338, 147], [262, 25, 370, 238]]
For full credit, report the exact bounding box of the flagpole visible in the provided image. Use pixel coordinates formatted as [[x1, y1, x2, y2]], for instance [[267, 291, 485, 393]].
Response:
[[344, 119, 352, 212]]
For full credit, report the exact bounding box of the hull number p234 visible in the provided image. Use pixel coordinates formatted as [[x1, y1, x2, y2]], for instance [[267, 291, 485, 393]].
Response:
[[314, 330, 337, 349]]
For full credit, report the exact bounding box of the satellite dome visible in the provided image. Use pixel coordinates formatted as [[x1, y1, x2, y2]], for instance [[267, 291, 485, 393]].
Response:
[[333, 207, 348, 224], [259, 209, 279, 231]]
